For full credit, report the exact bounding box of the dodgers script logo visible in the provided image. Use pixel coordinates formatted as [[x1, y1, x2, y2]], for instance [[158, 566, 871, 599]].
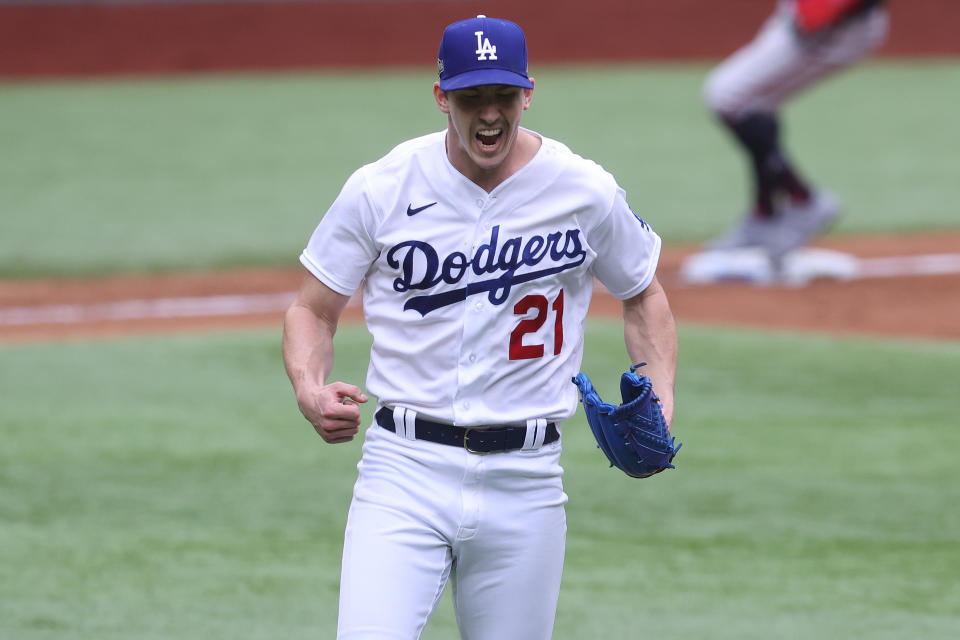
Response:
[[387, 225, 587, 316], [475, 31, 497, 61]]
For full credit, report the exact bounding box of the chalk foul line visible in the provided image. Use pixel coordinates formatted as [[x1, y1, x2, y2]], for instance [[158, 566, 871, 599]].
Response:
[[1, 253, 958, 327], [855, 253, 960, 278]]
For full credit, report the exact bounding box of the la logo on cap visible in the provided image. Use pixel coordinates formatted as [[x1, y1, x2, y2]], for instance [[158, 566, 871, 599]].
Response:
[[437, 15, 532, 91], [474, 15, 498, 61]]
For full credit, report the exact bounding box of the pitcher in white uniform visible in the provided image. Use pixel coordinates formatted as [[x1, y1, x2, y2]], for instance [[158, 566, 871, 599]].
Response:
[[283, 15, 678, 640]]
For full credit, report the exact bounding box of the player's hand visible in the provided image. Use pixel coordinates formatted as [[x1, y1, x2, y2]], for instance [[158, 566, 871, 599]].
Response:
[[297, 381, 369, 444]]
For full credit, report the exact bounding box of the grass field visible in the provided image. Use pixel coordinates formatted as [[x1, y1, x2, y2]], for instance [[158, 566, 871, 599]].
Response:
[[2, 61, 959, 277], [2, 60, 959, 639], [2, 321, 958, 639]]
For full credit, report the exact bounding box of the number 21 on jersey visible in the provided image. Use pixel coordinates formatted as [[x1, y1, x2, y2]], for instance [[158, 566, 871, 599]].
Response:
[[509, 289, 564, 360]]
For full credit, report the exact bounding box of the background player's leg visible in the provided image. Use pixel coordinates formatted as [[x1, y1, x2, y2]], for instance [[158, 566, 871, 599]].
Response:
[[725, 112, 810, 218], [768, 8, 890, 255], [703, 8, 889, 254], [702, 12, 815, 249]]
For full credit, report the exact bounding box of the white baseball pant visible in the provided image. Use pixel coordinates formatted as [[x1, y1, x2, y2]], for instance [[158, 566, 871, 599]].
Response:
[[336, 415, 568, 640]]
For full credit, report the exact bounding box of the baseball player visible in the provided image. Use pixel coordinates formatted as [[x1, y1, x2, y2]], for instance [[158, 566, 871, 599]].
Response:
[[282, 15, 678, 640], [702, 0, 889, 258]]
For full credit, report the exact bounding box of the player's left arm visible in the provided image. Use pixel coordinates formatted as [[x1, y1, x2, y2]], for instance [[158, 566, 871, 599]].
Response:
[[622, 275, 678, 427]]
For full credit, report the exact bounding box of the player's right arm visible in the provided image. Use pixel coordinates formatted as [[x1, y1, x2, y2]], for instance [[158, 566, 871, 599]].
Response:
[[282, 273, 368, 444]]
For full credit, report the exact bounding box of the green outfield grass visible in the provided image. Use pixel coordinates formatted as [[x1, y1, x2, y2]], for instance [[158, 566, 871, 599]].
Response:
[[2, 61, 959, 277], [2, 321, 957, 639]]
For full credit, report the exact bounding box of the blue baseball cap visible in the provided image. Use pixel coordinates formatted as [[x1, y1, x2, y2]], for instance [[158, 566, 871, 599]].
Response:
[[437, 15, 533, 91]]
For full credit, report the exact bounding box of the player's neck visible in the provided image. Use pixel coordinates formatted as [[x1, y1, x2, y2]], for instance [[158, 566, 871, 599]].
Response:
[[448, 129, 542, 193]]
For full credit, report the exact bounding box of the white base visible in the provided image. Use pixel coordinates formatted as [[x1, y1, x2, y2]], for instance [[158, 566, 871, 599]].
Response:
[[680, 248, 859, 286]]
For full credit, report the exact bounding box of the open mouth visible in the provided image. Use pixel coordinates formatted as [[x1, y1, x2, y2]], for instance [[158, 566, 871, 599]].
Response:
[[475, 127, 503, 150]]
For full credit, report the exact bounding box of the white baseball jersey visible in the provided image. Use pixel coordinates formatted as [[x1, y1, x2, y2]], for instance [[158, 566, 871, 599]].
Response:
[[301, 128, 660, 426]]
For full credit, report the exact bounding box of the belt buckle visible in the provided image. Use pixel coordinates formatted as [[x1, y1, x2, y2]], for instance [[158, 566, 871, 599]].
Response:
[[463, 428, 490, 455]]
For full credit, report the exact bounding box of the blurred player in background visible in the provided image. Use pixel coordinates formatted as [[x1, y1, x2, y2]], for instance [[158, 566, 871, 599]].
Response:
[[702, 0, 889, 259]]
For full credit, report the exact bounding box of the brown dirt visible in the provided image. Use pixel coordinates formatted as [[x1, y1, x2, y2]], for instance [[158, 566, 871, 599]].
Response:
[[2, 232, 957, 344]]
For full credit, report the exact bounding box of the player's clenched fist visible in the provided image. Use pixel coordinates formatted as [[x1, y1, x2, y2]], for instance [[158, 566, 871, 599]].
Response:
[[297, 381, 368, 443]]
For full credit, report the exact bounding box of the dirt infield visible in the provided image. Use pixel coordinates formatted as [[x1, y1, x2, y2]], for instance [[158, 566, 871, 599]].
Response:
[[2, 233, 958, 344]]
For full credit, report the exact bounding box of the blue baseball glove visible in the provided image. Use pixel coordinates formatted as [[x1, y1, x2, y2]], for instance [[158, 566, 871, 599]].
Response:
[[572, 363, 681, 479]]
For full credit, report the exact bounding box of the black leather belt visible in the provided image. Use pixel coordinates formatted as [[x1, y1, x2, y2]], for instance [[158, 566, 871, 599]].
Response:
[[375, 407, 559, 454]]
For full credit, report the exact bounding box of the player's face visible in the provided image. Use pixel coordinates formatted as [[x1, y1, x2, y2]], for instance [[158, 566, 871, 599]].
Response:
[[435, 82, 534, 174]]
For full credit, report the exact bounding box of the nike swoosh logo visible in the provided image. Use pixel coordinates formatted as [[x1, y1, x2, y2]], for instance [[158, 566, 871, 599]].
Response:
[[406, 202, 438, 216]]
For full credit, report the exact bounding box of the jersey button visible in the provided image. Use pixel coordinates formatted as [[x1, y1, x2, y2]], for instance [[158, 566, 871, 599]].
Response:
[[469, 353, 477, 363], [462, 401, 471, 410], [476, 199, 484, 208]]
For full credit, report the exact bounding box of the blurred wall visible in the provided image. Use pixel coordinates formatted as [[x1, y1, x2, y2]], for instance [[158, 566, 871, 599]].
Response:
[[0, 0, 954, 78]]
